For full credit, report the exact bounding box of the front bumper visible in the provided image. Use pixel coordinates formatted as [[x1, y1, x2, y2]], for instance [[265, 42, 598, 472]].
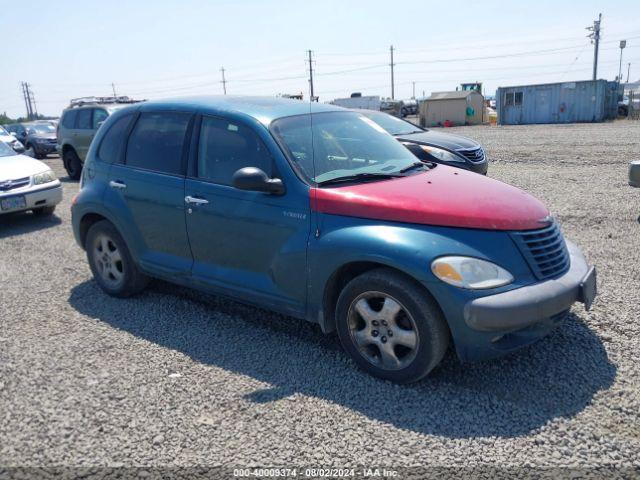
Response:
[[33, 142, 58, 155], [463, 241, 594, 332], [0, 183, 63, 214]]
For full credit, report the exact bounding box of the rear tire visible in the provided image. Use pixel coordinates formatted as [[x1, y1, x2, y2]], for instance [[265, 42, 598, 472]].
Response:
[[85, 220, 149, 298], [33, 206, 56, 216], [336, 268, 449, 383], [63, 149, 82, 180]]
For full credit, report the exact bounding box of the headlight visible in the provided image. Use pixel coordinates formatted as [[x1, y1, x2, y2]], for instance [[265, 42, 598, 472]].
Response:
[[419, 145, 465, 163], [431, 256, 513, 289], [11, 140, 24, 148], [33, 169, 57, 185]]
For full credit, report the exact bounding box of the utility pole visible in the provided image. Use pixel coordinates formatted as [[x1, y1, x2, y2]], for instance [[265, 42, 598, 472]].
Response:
[[307, 50, 315, 102], [111, 82, 118, 97], [21, 82, 36, 120], [412, 81, 416, 99], [587, 13, 602, 81], [21, 82, 31, 119], [627, 63, 631, 83], [618, 40, 626, 83], [390, 45, 395, 100], [28, 85, 38, 118], [220, 67, 227, 95]]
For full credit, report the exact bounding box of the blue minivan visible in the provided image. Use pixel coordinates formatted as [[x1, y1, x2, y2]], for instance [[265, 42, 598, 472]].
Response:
[[71, 97, 596, 383]]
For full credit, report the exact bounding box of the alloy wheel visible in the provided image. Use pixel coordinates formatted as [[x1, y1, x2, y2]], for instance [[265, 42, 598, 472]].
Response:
[[347, 291, 419, 371], [92, 233, 125, 288]]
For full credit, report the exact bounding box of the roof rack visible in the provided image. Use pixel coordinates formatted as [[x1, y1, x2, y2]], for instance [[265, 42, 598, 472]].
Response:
[[68, 95, 144, 108]]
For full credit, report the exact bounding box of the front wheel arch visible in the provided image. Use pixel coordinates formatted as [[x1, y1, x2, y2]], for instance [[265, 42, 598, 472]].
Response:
[[321, 261, 446, 335]]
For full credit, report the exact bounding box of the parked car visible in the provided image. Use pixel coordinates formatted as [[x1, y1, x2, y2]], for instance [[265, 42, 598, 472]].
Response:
[[57, 97, 140, 180], [0, 125, 25, 153], [71, 97, 596, 383], [4, 122, 57, 159], [0, 140, 62, 216], [360, 109, 488, 174], [401, 99, 418, 117]]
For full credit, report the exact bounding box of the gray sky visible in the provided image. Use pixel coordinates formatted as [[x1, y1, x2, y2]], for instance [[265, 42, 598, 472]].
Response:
[[1, 0, 638, 118]]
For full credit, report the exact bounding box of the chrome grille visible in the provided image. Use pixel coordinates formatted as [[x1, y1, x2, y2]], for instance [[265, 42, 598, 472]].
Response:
[[511, 222, 570, 280], [456, 147, 485, 163], [0, 177, 30, 192]]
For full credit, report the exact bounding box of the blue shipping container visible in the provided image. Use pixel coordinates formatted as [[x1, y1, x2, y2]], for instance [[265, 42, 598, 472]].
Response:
[[497, 79, 619, 125]]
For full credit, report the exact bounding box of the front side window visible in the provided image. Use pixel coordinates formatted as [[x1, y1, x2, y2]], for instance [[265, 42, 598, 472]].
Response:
[[197, 116, 272, 185], [62, 110, 77, 128], [125, 112, 191, 175], [93, 109, 109, 129], [97, 114, 133, 163], [77, 109, 92, 129], [271, 111, 419, 184]]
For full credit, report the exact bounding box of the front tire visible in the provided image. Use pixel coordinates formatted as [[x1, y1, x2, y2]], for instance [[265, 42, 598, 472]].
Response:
[[63, 149, 82, 180], [336, 268, 450, 383], [85, 220, 149, 298]]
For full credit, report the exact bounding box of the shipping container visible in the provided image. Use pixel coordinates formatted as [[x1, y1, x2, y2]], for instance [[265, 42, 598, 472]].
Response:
[[496, 79, 619, 125]]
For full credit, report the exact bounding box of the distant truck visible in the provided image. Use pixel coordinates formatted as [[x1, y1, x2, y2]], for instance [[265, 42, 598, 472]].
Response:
[[331, 93, 415, 117], [330, 93, 381, 111]]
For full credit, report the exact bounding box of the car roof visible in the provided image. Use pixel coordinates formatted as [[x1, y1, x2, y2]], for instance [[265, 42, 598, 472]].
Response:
[[136, 96, 345, 125]]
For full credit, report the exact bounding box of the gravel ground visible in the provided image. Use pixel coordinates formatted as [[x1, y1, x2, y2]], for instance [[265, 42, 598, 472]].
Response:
[[1, 120, 640, 476]]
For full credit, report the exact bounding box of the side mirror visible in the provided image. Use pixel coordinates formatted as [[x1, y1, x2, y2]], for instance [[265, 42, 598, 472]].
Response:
[[232, 167, 285, 195], [96, 121, 105, 129]]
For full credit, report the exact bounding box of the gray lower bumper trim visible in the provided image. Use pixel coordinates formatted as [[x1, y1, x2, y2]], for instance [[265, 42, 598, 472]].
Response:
[[463, 241, 592, 332]]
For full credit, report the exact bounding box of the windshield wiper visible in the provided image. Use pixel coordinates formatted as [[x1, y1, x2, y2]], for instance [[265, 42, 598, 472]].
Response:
[[317, 172, 403, 186], [393, 130, 423, 136], [399, 161, 427, 173]]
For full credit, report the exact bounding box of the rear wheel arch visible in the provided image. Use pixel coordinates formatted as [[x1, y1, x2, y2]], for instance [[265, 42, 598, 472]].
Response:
[[62, 143, 76, 156], [321, 261, 445, 334], [79, 213, 109, 249]]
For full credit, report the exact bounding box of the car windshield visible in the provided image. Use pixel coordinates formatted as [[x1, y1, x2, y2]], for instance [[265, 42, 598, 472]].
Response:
[[360, 111, 423, 136], [271, 111, 421, 184], [28, 124, 55, 134], [0, 141, 17, 157]]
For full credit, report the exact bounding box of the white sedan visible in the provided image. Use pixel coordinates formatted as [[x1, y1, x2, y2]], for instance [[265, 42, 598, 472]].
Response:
[[0, 141, 62, 216]]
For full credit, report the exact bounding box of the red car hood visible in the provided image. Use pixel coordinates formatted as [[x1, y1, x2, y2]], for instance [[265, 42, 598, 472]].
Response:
[[310, 166, 550, 231]]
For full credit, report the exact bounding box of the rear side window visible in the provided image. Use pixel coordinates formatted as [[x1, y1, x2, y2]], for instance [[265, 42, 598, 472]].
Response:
[[93, 109, 109, 129], [197, 116, 272, 185], [62, 110, 77, 128], [125, 112, 191, 175], [77, 109, 92, 129], [97, 114, 133, 163]]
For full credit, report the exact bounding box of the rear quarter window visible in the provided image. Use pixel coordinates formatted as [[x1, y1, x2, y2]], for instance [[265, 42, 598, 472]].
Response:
[[97, 114, 133, 163], [61, 110, 78, 129]]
